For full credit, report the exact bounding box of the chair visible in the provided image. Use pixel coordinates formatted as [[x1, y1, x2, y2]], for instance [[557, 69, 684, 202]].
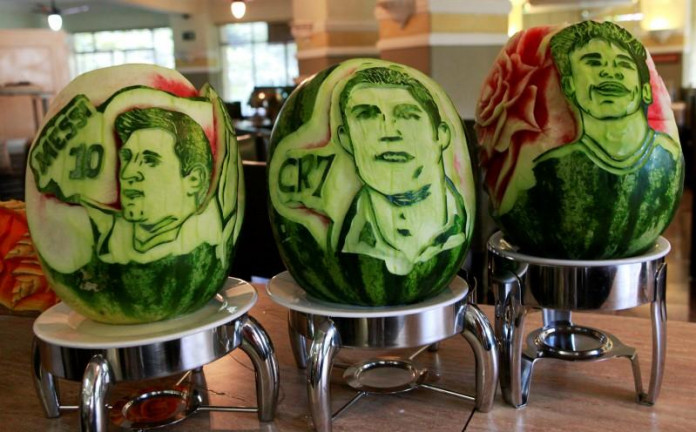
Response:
[[0, 138, 29, 201], [228, 161, 286, 282], [224, 101, 243, 120]]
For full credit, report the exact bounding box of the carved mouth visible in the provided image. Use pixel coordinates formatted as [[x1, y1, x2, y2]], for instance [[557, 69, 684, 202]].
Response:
[[593, 82, 630, 96], [375, 151, 414, 163], [122, 189, 144, 199]]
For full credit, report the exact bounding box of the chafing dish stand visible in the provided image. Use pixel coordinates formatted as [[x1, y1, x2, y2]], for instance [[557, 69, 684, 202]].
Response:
[[268, 271, 498, 432], [32, 278, 279, 431], [487, 231, 669, 408]]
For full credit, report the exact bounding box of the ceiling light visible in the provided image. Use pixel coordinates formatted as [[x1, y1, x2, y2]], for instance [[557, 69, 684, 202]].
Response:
[[47, 13, 62, 31], [231, 1, 246, 19]]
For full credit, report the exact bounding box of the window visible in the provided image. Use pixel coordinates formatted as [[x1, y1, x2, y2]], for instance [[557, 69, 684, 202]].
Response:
[[71, 28, 175, 78], [220, 22, 298, 116]]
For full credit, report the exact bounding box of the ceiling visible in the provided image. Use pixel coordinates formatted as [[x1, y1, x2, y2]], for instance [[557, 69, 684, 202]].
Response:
[[0, 0, 640, 14], [0, 0, 199, 15]]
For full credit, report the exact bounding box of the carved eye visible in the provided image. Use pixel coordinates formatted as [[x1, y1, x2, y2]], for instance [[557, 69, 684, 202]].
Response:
[[400, 112, 421, 120], [354, 105, 381, 120], [395, 104, 423, 120], [119, 148, 132, 162], [618, 60, 635, 70], [585, 59, 602, 67], [143, 154, 161, 167]]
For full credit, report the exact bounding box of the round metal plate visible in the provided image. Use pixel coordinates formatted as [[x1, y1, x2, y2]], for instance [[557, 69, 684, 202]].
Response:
[[110, 386, 201, 430], [34, 278, 256, 349], [486, 232, 669, 310], [269, 272, 469, 318], [529, 325, 613, 360], [282, 275, 471, 348], [343, 358, 427, 394], [488, 231, 670, 267], [34, 278, 256, 382]]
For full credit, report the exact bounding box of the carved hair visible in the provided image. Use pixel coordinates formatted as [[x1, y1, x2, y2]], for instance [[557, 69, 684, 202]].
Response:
[[551, 21, 650, 88], [338, 66, 442, 132]]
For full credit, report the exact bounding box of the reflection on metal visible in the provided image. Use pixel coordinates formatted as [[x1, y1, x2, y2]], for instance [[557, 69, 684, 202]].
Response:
[[529, 324, 614, 359], [334, 355, 477, 420], [31, 280, 279, 431], [343, 358, 427, 394], [269, 273, 499, 432], [487, 231, 669, 408], [110, 386, 201, 430]]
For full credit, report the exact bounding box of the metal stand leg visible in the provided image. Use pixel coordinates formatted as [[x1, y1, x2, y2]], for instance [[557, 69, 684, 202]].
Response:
[[190, 367, 209, 405], [461, 304, 499, 412], [542, 309, 572, 327], [494, 270, 531, 408], [289, 313, 309, 369], [32, 338, 61, 418], [307, 320, 341, 432], [80, 355, 111, 432], [240, 315, 280, 422], [642, 262, 667, 405], [611, 345, 645, 401]]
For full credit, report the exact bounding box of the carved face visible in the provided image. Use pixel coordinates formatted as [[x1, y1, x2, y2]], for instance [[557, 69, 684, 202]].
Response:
[[341, 85, 446, 196], [568, 38, 645, 119], [119, 128, 196, 226]]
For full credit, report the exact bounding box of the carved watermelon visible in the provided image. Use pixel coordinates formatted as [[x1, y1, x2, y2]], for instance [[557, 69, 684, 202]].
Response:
[[475, 21, 684, 259], [268, 59, 475, 306], [25, 64, 244, 324], [0, 200, 57, 313]]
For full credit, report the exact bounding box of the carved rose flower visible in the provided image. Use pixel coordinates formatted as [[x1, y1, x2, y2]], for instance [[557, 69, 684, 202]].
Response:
[[476, 32, 539, 152], [0, 201, 57, 313], [646, 54, 679, 140], [475, 26, 577, 207]]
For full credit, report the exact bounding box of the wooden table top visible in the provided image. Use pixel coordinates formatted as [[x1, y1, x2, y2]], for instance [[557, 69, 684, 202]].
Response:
[[1, 282, 695, 431]]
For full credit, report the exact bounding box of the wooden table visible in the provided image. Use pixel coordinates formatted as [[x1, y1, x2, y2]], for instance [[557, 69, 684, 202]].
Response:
[[1, 283, 695, 431]]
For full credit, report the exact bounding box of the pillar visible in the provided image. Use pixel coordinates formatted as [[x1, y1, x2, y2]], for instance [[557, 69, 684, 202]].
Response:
[[169, 2, 222, 91], [376, 0, 511, 119], [291, 0, 379, 79]]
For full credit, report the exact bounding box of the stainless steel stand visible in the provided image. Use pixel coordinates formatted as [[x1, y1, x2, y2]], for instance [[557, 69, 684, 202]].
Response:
[[267, 271, 498, 432], [32, 278, 279, 431], [487, 231, 669, 408]]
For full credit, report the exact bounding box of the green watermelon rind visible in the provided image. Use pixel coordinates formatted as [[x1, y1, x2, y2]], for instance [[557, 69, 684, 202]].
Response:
[[272, 211, 468, 306], [498, 142, 684, 259], [41, 236, 235, 324], [268, 60, 473, 306]]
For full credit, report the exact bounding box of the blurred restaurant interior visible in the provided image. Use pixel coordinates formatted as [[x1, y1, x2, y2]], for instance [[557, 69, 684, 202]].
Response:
[[0, 0, 694, 321]]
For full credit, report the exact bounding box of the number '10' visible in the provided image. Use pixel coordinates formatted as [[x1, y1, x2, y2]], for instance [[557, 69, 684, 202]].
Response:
[[69, 143, 104, 179]]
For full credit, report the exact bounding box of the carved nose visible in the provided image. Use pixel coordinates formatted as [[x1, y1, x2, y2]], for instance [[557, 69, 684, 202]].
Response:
[[382, 116, 402, 141], [599, 69, 624, 79], [121, 164, 144, 182]]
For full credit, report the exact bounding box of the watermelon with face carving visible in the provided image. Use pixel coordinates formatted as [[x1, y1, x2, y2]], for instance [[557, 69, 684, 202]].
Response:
[[25, 64, 244, 324], [476, 21, 683, 259], [268, 58, 476, 306]]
